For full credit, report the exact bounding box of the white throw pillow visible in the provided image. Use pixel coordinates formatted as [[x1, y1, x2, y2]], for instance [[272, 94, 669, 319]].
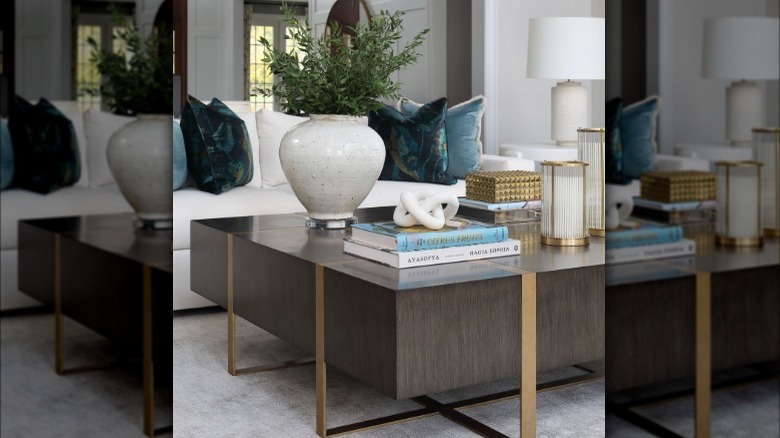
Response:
[[84, 110, 134, 188], [255, 109, 306, 187], [236, 112, 262, 188], [57, 109, 89, 188]]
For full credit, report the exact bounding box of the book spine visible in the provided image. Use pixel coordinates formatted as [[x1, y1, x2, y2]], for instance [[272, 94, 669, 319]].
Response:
[[397, 239, 520, 268], [605, 239, 696, 264], [396, 226, 508, 252], [605, 226, 683, 249]]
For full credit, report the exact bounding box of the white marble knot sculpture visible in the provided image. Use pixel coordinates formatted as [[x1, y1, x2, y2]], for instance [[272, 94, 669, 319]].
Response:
[[393, 191, 460, 230]]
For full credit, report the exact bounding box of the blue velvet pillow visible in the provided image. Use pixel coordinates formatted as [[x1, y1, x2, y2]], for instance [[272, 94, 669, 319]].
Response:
[[605, 98, 630, 185], [172, 121, 187, 190], [8, 97, 81, 194], [180, 96, 253, 194], [399, 95, 485, 178], [1, 119, 13, 190], [369, 97, 456, 185], [621, 96, 660, 179]]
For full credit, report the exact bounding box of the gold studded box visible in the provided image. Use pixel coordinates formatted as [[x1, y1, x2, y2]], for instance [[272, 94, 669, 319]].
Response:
[[640, 170, 716, 203], [465, 170, 542, 204]]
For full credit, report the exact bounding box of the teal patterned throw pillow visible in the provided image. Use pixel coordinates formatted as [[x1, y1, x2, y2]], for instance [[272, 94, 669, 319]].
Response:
[[398, 95, 486, 179], [8, 96, 81, 194], [180, 96, 253, 194], [369, 97, 456, 185]]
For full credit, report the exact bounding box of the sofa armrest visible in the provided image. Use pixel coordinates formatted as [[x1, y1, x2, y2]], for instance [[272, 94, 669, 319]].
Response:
[[479, 154, 535, 172], [654, 154, 710, 172]]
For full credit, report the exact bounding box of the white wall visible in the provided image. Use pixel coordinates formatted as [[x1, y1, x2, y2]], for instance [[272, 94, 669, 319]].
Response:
[[137, 0, 164, 37], [14, 0, 71, 100], [187, 0, 244, 101], [481, 0, 605, 154], [657, 0, 778, 152]]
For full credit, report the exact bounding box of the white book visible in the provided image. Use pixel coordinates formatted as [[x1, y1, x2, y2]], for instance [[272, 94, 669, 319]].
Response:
[[605, 238, 696, 264], [344, 238, 521, 269]]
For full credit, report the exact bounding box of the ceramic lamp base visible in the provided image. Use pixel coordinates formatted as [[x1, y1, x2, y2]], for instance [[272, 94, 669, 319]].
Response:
[[726, 81, 763, 146], [551, 81, 587, 146]]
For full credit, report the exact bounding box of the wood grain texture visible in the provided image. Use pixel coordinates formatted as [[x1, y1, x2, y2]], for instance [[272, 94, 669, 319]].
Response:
[[233, 237, 316, 354], [323, 268, 398, 397], [190, 222, 229, 308], [536, 266, 605, 372], [710, 266, 780, 371], [18, 222, 56, 306], [606, 276, 697, 393]]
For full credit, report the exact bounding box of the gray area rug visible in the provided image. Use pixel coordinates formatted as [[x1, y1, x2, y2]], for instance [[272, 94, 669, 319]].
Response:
[[172, 309, 606, 437], [1, 313, 172, 438]]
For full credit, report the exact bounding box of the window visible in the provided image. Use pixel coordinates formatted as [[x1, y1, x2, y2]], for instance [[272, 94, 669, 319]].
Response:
[[247, 13, 303, 112], [74, 14, 131, 111]]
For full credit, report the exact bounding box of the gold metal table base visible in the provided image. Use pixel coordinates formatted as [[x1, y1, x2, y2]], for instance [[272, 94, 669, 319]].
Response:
[[321, 366, 604, 437], [226, 233, 315, 375], [54, 234, 170, 437]]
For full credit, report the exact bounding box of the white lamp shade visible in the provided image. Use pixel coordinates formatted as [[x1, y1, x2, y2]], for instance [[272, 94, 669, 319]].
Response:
[[527, 17, 605, 80], [702, 17, 780, 80]]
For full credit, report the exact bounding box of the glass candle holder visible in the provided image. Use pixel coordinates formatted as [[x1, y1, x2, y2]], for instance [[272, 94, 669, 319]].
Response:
[[541, 161, 589, 246], [752, 128, 779, 237], [715, 161, 763, 247], [577, 128, 605, 237]]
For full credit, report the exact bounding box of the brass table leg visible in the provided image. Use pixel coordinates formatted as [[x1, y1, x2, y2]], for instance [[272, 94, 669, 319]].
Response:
[[143, 264, 155, 437], [695, 272, 711, 438], [520, 273, 537, 438], [54, 234, 64, 375], [316, 263, 327, 437], [226, 233, 314, 376]]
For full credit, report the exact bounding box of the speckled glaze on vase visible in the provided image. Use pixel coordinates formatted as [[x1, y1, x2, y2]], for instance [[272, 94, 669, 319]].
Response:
[[279, 114, 385, 224], [107, 114, 173, 228]]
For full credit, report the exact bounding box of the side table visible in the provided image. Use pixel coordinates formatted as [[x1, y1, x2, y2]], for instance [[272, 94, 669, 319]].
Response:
[[18, 214, 172, 437]]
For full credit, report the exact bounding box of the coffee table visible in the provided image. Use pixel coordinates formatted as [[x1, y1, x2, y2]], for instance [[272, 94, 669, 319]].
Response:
[[606, 223, 779, 437], [17, 214, 172, 437], [190, 207, 605, 437]]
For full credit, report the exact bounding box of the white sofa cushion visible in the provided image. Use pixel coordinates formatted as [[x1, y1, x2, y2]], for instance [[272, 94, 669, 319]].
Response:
[[0, 186, 132, 250], [172, 185, 305, 250], [256, 109, 306, 187], [84, 110, 134, 188]]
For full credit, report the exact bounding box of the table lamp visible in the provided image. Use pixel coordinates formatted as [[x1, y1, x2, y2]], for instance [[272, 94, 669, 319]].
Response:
[[701, 17, 779, 146], [527, 17, 605, 146]]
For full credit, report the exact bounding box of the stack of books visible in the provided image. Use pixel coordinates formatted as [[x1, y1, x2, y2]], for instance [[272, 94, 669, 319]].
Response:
[[631, 197, 716, 224], [457, 197, 541, 224], [345, 220, 521, 268], [606, 224, 696, 264]]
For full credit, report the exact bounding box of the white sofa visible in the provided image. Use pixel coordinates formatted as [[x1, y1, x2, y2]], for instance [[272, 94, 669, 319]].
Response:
[[2, 103, 534, 312], [171, 107, 536, 310], [1, 103, 135, 310]]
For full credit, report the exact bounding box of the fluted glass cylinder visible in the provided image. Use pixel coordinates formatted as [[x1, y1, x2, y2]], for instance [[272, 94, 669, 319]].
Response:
[[752, 128, 779, 237], [541, 161, 589, 246], [715, 161, 763, 247], [577, 128, 605, 237]]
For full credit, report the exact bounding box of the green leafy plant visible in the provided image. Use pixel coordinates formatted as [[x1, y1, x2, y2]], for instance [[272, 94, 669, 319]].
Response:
[[88, 8, 172, 116], [257, 4, 429, 116]]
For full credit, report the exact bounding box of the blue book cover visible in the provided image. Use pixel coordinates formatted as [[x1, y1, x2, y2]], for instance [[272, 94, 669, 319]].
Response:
[[605, 225, 684, 249], [351, 220, 508, 252]]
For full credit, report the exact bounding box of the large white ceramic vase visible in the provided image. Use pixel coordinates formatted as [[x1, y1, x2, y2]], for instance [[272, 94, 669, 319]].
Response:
[[107, 114, 173, 228], [279, 114, 385, 227]]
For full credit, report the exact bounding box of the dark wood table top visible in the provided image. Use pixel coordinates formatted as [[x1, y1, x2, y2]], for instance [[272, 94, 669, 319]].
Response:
[[20, 213, 172, 274], [194, 207, 604, 291]]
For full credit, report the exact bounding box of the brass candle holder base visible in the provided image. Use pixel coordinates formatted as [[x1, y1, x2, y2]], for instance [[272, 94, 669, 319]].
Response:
[[541, 235, 590, 247], [715, 235, 764, 247]]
